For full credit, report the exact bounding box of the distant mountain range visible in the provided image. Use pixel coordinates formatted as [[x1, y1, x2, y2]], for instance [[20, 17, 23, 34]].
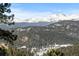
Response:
[[14, 22, 51, 27], [14, 14, 79, 23], [1, 13, 79, 30], [0, 22, 51, 30]]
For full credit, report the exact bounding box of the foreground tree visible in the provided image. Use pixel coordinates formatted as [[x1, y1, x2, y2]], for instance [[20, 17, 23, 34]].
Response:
[[0, 3, 17, 44]]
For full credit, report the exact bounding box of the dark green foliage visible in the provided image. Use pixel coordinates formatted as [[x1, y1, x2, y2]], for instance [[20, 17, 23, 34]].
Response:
[[43, 49, 64, 56], [0, 3, 14, 25], [0, 47, 7, 56], [0, 3, 17, 45], [0, 28, 17, 45]]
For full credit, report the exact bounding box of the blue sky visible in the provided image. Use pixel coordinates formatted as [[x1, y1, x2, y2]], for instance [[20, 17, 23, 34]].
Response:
[[11, 3, 79, 19]]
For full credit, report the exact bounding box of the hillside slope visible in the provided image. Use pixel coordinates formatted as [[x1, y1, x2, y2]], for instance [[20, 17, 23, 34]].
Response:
[[14, 20, 79, 48]]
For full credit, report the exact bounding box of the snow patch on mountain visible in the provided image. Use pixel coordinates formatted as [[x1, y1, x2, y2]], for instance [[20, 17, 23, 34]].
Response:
[[14, 14, 79, 23]]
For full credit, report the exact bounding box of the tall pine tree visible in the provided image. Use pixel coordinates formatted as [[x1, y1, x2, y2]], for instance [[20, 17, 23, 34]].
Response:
[[0, 3, 17, 45]]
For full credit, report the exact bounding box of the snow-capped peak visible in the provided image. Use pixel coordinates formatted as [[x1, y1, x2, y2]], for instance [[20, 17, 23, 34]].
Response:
[[14, 14, 79, 23]]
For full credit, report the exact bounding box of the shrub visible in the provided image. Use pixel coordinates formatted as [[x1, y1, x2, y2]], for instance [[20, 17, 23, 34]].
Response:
[[43, 49, 64, 56]]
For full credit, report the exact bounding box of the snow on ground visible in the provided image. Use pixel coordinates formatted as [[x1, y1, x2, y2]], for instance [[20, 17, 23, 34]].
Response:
[[17, 43, 73, 56], [34, 44, 73, 56]]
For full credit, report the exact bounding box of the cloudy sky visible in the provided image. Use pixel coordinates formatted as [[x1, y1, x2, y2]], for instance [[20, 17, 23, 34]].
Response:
[[10, 3, 79, 22]]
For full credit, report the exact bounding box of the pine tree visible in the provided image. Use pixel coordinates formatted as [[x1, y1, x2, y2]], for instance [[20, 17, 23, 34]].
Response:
[[0, 3, 17, 45]]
